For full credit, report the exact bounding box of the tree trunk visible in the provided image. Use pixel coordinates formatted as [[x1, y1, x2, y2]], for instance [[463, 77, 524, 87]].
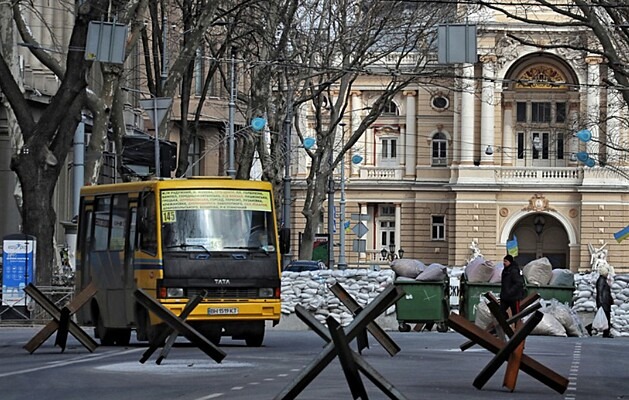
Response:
[[11, 149, 61, 285]]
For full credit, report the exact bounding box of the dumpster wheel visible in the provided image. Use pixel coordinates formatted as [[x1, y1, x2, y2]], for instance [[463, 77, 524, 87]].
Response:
[[398, 322, 411, 332], [436, 322, 448, 333]]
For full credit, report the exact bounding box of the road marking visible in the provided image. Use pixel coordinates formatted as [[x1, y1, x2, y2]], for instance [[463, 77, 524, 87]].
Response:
[[193, 394, 223, 400], [564, 341, 582, 400], [0, 348, 144, 378]]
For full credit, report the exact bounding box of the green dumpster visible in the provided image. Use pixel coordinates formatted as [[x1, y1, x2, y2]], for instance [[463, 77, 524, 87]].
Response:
[[459, 275, 575, 322], [394, 276, 450, 332]]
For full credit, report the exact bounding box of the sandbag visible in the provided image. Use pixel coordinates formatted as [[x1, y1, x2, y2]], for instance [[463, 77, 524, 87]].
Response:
[[549, 269, 575, 287], [529, 312, 567, 337], [545, 300, 582, 337], [465, 257, 495, 283], [523, 257, 553, 286], [391, 259, 425, 278], [474, 299, 494, 330], [489, 263, 503, 283], [415, 263, 447, 282]]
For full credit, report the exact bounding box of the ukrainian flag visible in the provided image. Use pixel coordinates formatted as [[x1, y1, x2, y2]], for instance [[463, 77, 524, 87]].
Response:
[[506, 235, 519, 256], [614, 225, 629, 243]]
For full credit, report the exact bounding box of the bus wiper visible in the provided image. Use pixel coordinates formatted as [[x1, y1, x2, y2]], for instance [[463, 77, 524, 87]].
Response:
[[223, 246, 269, 255], [164, 243, 212, 254]]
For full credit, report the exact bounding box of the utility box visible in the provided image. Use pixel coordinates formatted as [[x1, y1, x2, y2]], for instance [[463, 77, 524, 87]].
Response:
[[394, 276, 450, 332], [459, 275, 575, 322]]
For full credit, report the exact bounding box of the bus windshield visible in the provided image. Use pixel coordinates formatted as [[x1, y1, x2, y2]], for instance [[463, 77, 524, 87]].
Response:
[[160, 188, 276, 253]]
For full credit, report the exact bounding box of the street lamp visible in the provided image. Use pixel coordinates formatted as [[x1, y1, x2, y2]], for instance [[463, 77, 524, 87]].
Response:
[[381, 245, 404, 261]]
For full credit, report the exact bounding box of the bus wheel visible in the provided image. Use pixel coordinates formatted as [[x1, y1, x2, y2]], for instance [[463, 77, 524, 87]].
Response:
[[115, 329, 132, 346], [245, 323, 265, 347], [198, 326, 221, 346], [96, 313, 116, 346]]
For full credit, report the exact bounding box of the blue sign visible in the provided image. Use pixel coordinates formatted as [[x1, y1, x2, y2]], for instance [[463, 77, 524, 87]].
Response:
[[2, 235, 36, 306]]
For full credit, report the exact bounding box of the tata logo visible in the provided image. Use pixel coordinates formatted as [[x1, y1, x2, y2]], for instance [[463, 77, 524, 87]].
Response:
[[214, 279, 230, 285]]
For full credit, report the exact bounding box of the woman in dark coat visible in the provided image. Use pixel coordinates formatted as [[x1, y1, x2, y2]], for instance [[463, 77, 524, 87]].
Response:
[[596, 265, 614, 338], [500, 254, 526, 319]]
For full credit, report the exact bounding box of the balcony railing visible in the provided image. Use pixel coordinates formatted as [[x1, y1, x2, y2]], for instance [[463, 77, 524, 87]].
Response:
[[359, 166, 404, 180], [495, 167, 583, 184]]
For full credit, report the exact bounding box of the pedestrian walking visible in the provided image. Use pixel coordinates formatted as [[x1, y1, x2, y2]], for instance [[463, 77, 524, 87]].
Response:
[[500, 254, 526, 319], [587, 264, 614, 337]]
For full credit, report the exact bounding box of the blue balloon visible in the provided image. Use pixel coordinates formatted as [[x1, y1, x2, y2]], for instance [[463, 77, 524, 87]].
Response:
[[351, 154, 364, 165], [576, 129, 592, 142], [585, 158, 596, 168], [303, 137, 316, 149], [251, 117, 266, 131], [576, 151, 590, 163]]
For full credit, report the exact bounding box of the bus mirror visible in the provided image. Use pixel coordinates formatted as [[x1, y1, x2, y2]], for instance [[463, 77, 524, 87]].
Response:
[[279, 227, 290, 254]]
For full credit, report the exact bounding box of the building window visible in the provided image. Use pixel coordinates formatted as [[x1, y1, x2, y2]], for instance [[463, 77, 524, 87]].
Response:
[[517, 132, 525, 159], [557, 135, 564, 159], [431, 215, 445, 240], [431, 95, 449, 111], [380, 138, 397, 160], [194, 48, 204, 96], [516, 102, 526, 122], [431, 132, 447, 166], [382, 100, 399, 115], [531, 102, 551, 123], [556, 102, 566, 123], [379, 205, 396, 249], [187, 135, 203, 176]]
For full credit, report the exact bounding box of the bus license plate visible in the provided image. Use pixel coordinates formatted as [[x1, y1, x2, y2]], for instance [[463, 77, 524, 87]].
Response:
[[207, 307, 239, 315]]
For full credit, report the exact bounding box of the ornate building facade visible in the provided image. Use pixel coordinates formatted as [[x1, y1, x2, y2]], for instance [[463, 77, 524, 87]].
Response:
[[289, 12, 629, 272]]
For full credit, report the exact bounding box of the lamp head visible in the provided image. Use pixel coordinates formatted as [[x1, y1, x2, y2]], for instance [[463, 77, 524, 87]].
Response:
[[485, 145, 494, 156], [398, 248, 404, 259], [380, 247, 388, 259]]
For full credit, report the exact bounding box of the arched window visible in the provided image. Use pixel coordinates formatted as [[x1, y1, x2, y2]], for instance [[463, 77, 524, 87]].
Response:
[[431, 132, 448, 166], [382, 100, 399, 116]]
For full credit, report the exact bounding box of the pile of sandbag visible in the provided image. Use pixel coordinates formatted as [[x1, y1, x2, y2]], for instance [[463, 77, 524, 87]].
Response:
[[465, 256, 501, 283], [572, 272, 629, 337], [522, 257, 553, 286], [390, 259, 447, 282], [475, 297, 584, 337]]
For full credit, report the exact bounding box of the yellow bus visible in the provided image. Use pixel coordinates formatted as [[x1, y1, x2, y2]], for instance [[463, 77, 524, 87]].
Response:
[[75, 177, 284, 347]]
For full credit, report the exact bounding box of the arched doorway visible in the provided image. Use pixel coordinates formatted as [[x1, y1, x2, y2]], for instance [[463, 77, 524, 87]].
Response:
[[509, 212, 569, 269]]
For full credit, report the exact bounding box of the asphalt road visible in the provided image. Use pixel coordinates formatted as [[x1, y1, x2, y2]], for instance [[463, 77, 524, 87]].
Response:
[[0, 324, 626, 400]]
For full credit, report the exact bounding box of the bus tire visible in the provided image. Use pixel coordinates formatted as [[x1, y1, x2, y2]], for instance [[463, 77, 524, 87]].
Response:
[[197, 325, 221, 346], [96, 313, 116, 346], [114, 329, 132, 346], [245, 323, 265, 347]]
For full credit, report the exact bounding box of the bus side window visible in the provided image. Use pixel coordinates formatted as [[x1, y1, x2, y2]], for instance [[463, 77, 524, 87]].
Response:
[[139, 192, 157, 255]]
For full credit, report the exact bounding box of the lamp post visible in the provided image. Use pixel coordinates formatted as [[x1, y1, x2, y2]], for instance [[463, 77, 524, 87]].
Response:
[[227, 47, 238, 178], [327, 149, 335, 269], [338, 123, 347, 270]]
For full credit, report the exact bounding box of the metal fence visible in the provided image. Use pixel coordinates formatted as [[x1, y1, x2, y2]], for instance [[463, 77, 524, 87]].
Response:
[[0, 285, 75, 324]]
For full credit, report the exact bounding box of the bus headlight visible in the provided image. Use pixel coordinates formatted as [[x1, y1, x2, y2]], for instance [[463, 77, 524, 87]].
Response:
[[258, 288, 274, 298], [166, 288, 185, 298]]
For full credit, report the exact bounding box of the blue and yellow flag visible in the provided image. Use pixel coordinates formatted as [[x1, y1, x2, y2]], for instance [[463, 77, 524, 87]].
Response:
[[614, 225, 629, 243], [506, 235, 519, 257]]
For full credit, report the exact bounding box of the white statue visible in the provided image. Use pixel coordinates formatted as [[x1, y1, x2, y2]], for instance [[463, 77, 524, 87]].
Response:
[[588, 243, 609, 272], [467, 240, 483, 263]]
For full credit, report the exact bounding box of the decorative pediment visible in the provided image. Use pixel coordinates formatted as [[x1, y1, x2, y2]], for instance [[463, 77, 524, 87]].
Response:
[[515, 64, 567, 89], [522, 194, 556, 212]]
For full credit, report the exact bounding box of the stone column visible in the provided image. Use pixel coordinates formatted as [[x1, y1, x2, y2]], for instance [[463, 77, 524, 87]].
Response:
[[404, 90, 417, 177], [606, 77, 622, 162], [586, 56, 602, 159], [480, 56, 496, 165], [460, 63, 475, 164]]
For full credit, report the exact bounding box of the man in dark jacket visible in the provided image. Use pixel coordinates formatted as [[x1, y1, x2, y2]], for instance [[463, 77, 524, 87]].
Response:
[[500, 254, 526, 319]]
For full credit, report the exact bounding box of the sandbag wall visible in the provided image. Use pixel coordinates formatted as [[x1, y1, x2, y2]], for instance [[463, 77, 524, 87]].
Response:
[[280, 269, 396, 326], [573, 272, 629, 337]]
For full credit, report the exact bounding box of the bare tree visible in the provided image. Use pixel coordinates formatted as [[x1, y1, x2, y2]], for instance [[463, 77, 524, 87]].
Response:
[[0, 0, 113, 284], [230, 0, 455, 260], [472, 0, 629, 170]]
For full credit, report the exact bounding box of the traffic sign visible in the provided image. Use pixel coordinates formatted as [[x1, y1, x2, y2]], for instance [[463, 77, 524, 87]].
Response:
[[352, 222, 369, 237], [351, 213, 370, 222]]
